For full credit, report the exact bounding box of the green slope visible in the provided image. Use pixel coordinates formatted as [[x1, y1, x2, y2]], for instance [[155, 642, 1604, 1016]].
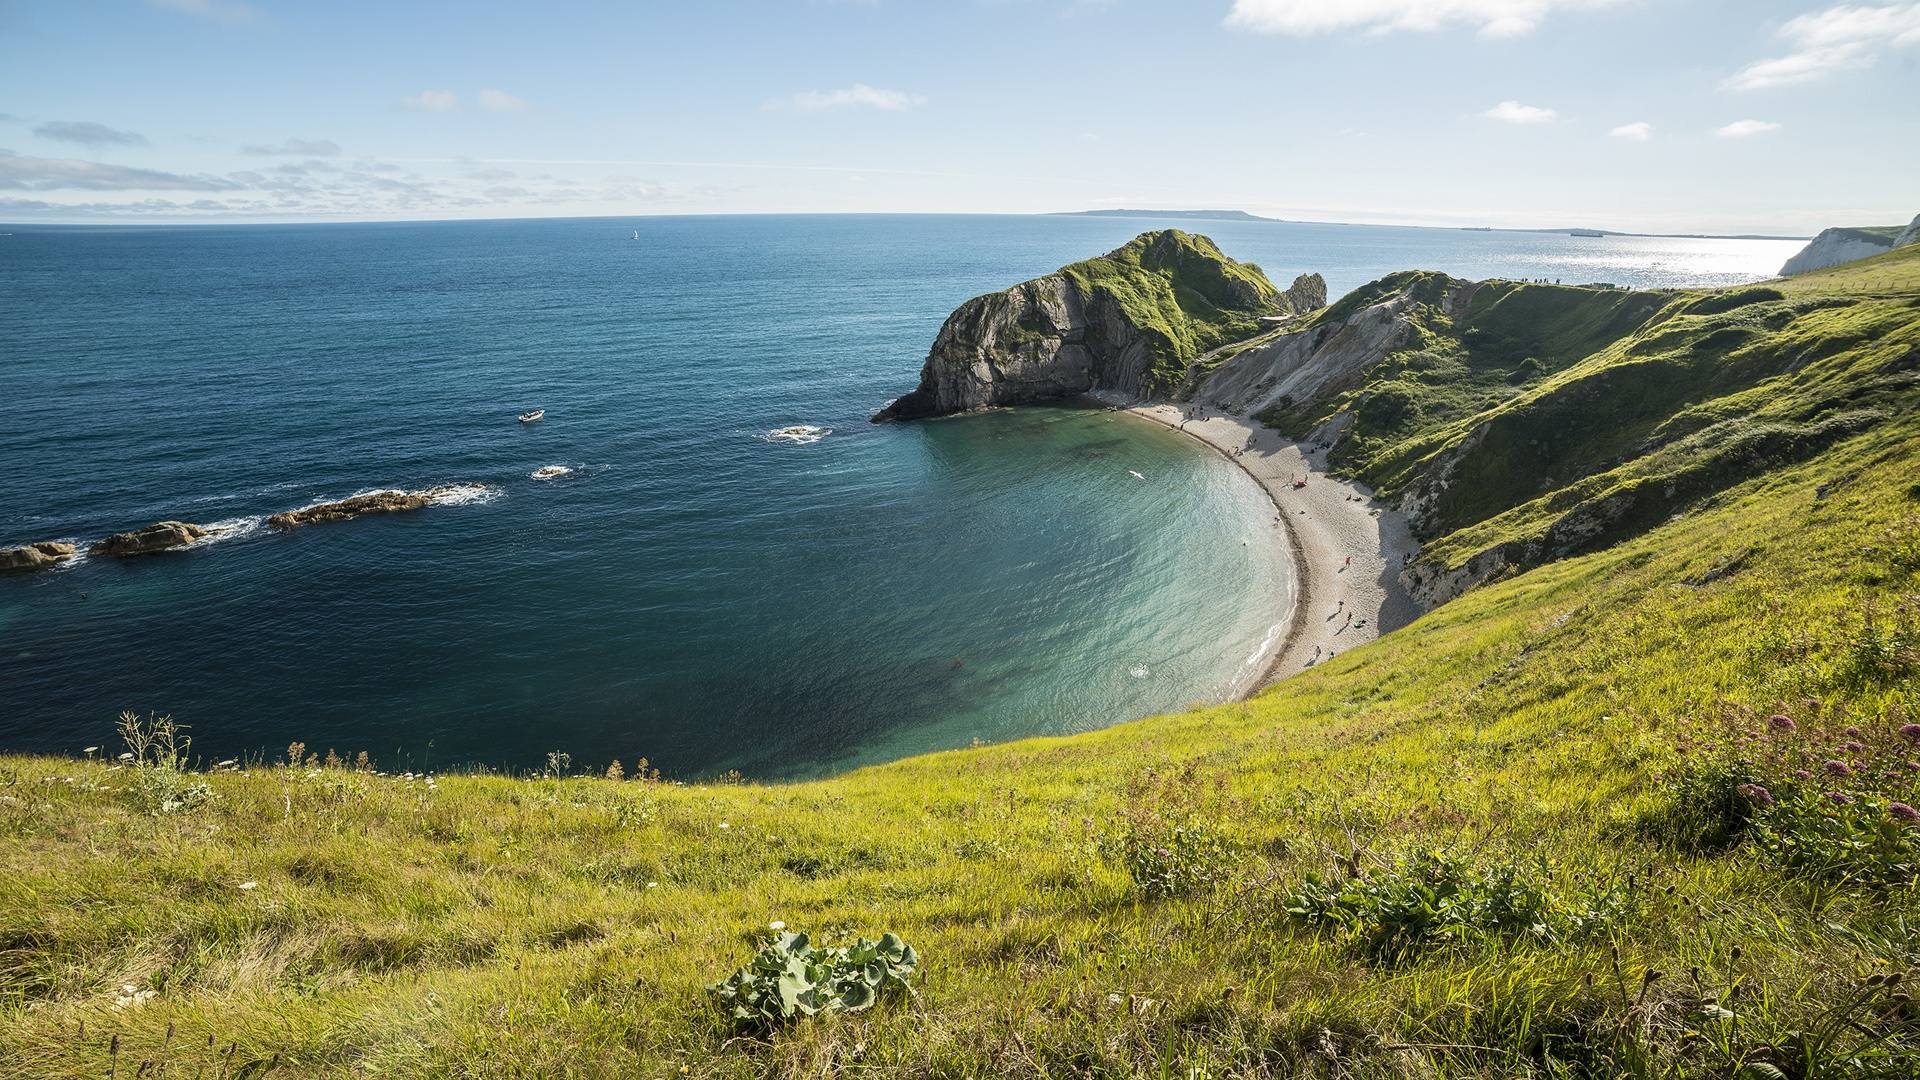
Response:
[[4, 250, 1920, 1078], [1057, 229, 1284, 388]]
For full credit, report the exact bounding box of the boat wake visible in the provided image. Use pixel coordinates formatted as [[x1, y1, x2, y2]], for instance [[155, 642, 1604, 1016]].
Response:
[[762, 425, 831, 445]]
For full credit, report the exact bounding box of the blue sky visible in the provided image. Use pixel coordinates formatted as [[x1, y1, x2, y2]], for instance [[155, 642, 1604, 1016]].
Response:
[[1, 0, 1915, 233]]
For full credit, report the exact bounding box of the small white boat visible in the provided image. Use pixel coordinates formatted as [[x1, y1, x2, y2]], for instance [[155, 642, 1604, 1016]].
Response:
[[518, 409, 545, 423], [631, 230, 640, 241]]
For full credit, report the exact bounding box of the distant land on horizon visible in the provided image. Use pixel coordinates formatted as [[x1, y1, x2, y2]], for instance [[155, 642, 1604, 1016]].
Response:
[[1051, 208, 1809, 242]]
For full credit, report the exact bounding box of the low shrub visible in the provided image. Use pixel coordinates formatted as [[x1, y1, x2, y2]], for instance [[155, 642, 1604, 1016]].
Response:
[[116, 711, 211, 815], [706, 930, 917, 1032], [1102, 764, 1241, 900], [1282, 851, 1627, 961], [1656, 701, 1920, 887]]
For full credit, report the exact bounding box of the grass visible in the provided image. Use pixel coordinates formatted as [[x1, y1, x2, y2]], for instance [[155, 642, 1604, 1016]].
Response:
[[1057, 230, 1285, 392], [6, 249, 1920, 1077]]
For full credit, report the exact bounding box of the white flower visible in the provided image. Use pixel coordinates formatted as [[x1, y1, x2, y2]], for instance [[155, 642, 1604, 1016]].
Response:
[[118, 752, 134, 761], [83, 746, 99, 754], [645, 881, 659, 889], [768, 920, 786, 931], [237, 880, 258, 891], [718, 822, 730, 830]]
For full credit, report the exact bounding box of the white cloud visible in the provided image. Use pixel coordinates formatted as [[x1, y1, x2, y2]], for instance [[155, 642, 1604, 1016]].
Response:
[[1483, 100, 1557, 123], [1608, 121, 1653, 140], [1716, 119, 1782, 138], [242, 138, 341, 156], [1225, 0, 1623, 38], [403, 90, 460, 112], [34, 121, 148, 147], [0, 149, 240, 191], [1723, 2, 1920, 90], [778, 84, 926, 112], [476, 89, 530, 113]]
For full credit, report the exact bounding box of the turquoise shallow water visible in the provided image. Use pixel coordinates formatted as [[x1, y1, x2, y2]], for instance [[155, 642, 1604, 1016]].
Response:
[[0, 214, 1799, 777]]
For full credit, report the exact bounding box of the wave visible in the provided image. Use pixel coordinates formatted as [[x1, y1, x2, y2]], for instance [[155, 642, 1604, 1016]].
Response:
[[425, 483, 501, 507], [762, 425, 831, 446], [530, 465, 575, 480], [195, 515, 267, 547]]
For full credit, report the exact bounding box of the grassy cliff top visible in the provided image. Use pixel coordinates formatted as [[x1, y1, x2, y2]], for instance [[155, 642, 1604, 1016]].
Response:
[[6, 250, 1920, 1077], [1056, 230, 1283, 388]]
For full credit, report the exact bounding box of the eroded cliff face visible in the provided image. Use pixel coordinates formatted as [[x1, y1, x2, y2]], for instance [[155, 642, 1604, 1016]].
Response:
[[874, 230, 1325, 421], [1779, 227, 1896, 276]]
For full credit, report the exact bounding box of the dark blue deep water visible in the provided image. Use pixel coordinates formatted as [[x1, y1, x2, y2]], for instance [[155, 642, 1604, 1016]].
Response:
[[0, 215, 1798, 776]]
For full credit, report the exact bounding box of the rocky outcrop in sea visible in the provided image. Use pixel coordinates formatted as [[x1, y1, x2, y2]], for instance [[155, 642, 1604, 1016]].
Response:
[[90, 521, 215, 557], [268, 486, 479, 529], [1, 541, 76, 573], [873, 230, 1326, 421]]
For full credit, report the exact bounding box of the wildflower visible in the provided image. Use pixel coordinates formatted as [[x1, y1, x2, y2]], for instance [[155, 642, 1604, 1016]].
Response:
[[118, 752, 133, 761], [718, 822, 730, 830], [1890, 802, 1920, 824], [1842, 740, 1867, 753], [1824, 760, 1853, 777], [1900, 723, 1920, 743], [1845, 726, 1862, 737], [1736, 783, 1775, 807], [769, 920, 786, 931], [1793, 769, 1813, 779], [1770, 714, 1796, 732], [83, 746, 99, 754], [646, 881, 659, 889], [237, 881, 258, 891], [1827, 791, 1855, 805]]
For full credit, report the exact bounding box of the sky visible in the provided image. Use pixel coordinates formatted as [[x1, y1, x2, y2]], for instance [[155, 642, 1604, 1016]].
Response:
[[0, 0, 1915, 234]]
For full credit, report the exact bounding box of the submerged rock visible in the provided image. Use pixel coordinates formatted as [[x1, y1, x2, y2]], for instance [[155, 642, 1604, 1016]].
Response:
[[268, 489, 439, 530], [0, 541, 76, 573], [90, 521, 212, 557], [874, 230, 1326, 421]]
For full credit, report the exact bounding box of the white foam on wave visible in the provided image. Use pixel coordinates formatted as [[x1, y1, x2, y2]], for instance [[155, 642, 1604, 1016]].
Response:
[[530, 465, 575, 480], [195, 515, 267, 547], [426, 483, 501, 507], [762, 425, 831, 446]]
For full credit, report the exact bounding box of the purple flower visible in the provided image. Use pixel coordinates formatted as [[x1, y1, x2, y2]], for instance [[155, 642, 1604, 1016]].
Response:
[[1768, 714, 1795, 732], [1736, 783, 1775, 807], [1827, 791, 1855, 806], [1844, 726, 1862, 737], [1900, 723, 1920, 743], [1824, 760, 1854, 777], [1890, 802, 1920, 824], [1842, 740, 1867, 753], [1793, 769, 1813, 780]]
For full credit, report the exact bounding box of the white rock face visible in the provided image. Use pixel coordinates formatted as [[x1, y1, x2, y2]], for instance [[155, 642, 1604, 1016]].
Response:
[[1895, 213, 1920, 250], [1779, 227, 1895, 276], [1189, 279, 1479, 420]]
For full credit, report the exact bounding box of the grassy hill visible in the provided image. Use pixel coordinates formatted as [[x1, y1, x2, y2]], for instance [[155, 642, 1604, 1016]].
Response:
[[5, 249, 1920, 1077]]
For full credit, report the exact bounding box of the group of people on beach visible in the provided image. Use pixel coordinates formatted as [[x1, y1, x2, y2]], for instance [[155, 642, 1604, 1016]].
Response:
[[1178, 405, 1211, 430]]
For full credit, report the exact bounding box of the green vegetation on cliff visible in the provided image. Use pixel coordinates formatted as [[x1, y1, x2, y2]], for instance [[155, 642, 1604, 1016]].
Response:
[[1266, 245, 1920, 592], [6, 249, 1920, 1078], [1058, 229, 1283, 390]]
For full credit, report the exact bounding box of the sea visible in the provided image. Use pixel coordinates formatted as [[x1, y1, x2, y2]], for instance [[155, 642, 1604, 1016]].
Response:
[[0, 214, 1802, 778]]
